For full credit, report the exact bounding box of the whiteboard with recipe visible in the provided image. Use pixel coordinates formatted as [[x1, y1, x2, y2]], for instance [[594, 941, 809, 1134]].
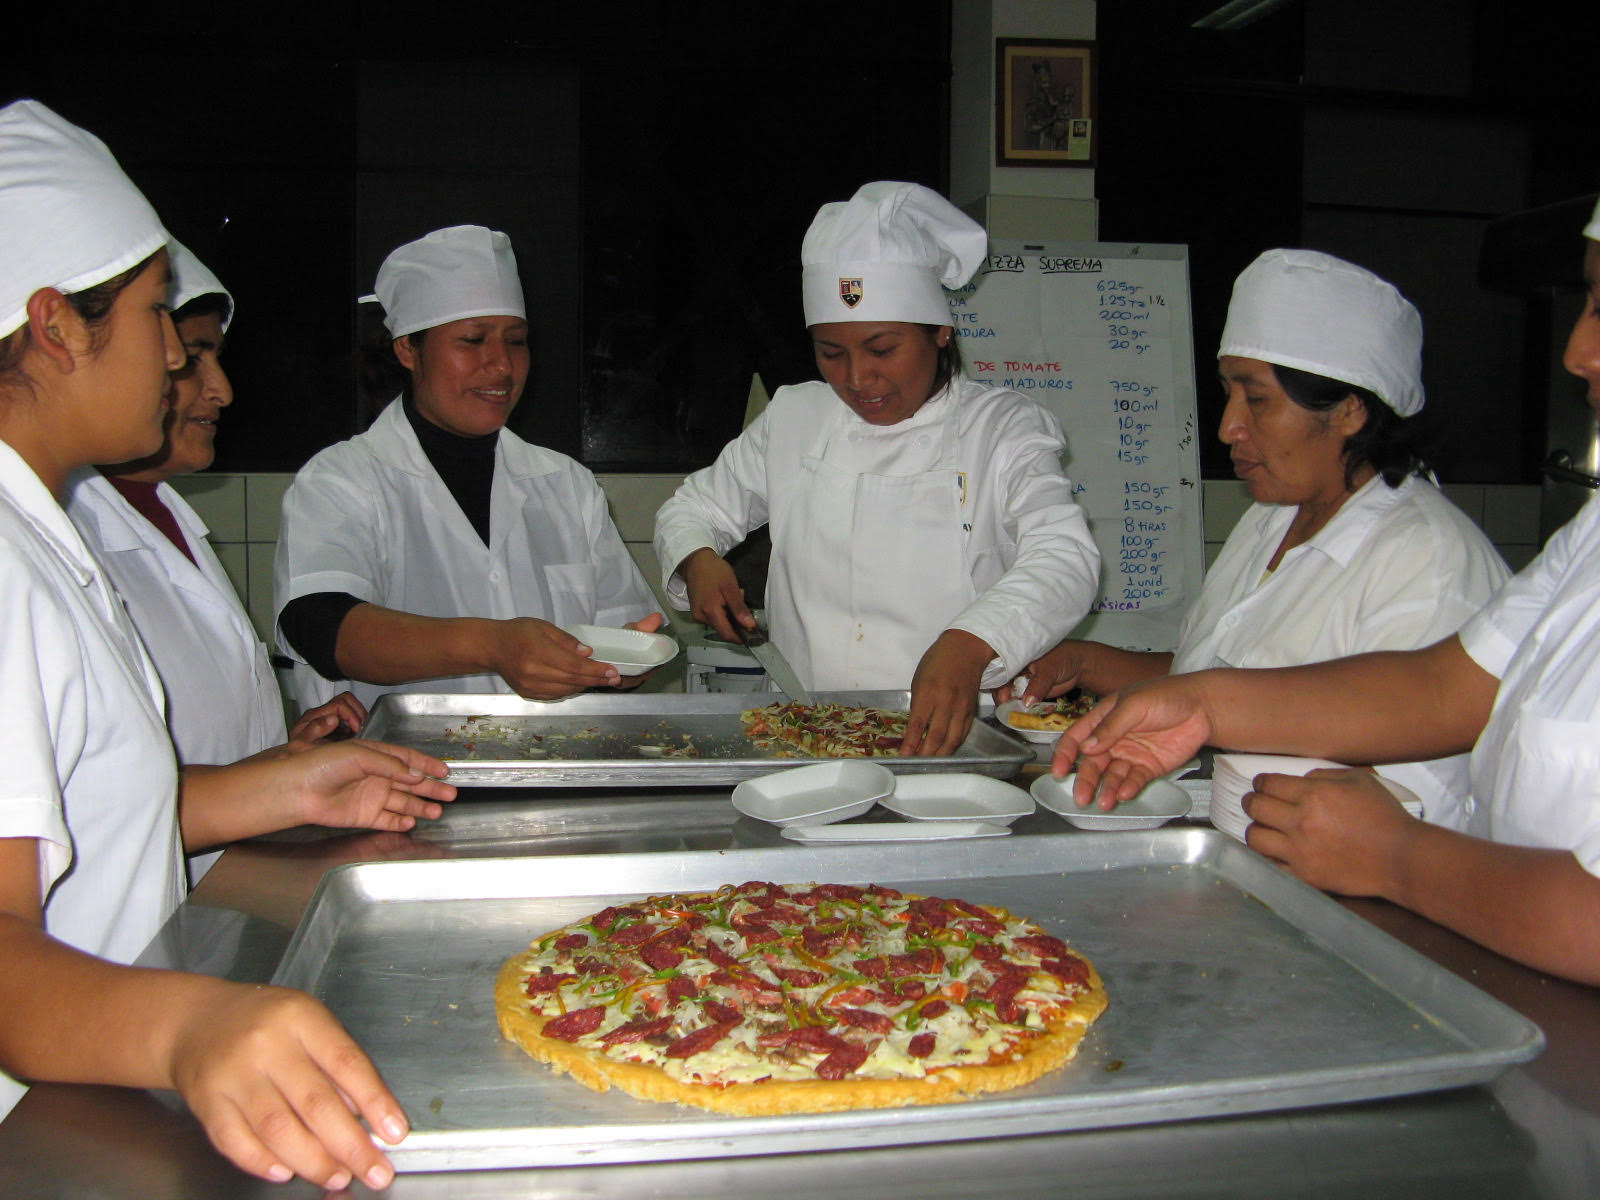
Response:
[[949, 241, 1203, 654]]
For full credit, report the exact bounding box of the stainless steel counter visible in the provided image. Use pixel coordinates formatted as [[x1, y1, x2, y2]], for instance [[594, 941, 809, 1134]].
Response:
[[2, 786, 1597, 1199]]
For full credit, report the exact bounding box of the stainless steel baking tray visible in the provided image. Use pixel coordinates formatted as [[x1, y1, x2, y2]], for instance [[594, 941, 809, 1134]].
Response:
[[272, 829, 1543, 1171], [359, 690, 1032, 786]]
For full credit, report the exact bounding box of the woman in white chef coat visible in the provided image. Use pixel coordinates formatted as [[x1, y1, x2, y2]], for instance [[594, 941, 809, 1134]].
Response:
[[653, 182, 1100, 755], [1009, 250, 1509, 829], [1051, 199, 1600, 987], [274, 224, 662, 712], [66, 244, 362, 762], [0, 100, 454, 1190]]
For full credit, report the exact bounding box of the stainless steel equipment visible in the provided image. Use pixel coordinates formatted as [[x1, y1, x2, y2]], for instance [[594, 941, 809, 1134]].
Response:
[[359, 691, 1032, 786], [272, 830, 1542, 1172]]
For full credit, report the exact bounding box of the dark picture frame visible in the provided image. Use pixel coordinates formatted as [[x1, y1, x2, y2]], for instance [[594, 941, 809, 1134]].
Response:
[[995, 38, 1096, 168]]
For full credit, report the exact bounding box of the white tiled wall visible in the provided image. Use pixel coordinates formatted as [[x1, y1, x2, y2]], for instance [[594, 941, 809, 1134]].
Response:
[[175, 472, 1545, 649]]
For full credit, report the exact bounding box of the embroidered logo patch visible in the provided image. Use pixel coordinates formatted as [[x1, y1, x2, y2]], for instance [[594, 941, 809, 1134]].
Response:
[[839, 278, 863, 308]]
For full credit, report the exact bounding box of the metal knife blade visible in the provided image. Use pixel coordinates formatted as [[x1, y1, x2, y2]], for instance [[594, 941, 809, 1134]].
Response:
[[733, 625, 813, 703]]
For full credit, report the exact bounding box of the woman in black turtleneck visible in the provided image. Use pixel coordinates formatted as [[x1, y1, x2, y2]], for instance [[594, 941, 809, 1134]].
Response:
[[274, 225, 661, 712]]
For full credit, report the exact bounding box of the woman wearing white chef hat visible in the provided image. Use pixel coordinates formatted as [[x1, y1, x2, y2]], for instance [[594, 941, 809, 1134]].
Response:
[[1050, 200, 1600, 986], [654, 181, 1100, 755], [1010, 249, 1509, 830], [0, 99, 456, 1189], [64, 242, 367, 884], [274, 224, 661, 711]]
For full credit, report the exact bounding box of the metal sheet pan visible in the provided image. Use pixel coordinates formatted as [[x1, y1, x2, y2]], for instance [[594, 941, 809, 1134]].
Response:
[[360, 690, 1032, 786], [272, 829, 1543, 1171]]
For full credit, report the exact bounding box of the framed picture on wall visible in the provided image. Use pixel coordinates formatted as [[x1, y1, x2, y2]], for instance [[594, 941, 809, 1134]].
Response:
[[995, 38, 1096, 168]]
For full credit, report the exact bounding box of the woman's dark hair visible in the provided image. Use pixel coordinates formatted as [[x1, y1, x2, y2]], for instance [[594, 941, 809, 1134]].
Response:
[[918, 322, 963, 388], [0, 254, 157, 381], [171, 291, 231, 328], [1270, 362, 1431, 488]]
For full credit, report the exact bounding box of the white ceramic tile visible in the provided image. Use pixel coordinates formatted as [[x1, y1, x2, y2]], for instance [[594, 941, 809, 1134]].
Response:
[[597, 473, 688, 542], [171, 474, 247, 543], [1480, 484, 1541, 546], [245, 541, 279, 644], [1204, 541, 1225, 571], [1201, 480, 1253, 541], [245, 473, 296, 543], [1498, 543, 1540, 574], [210, 539, 250, 604], [1438, 483, 1485, 528]]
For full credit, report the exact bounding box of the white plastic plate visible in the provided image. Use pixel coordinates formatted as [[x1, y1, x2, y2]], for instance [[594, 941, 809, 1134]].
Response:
[[566, 624, 680, 675], [730, 761, 895, 827], [1031, 772, 1192, 831], [993, 699, 1068, 744], [880, 773, 1034, 825], [779, 821, 1011, 844]]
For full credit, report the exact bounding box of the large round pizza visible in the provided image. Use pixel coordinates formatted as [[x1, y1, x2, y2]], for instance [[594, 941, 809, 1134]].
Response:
[[495, 880, 1108, 1116]]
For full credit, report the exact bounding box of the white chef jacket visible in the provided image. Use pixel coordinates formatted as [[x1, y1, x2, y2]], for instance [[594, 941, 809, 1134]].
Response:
[[1173, 474, 1509, 829], [1459, 489, 1600, 873], [653, 376, 1100, 691], [275, 399, 658, 711], [0, 442, 186, 1119], [65, 470, 287, 765]]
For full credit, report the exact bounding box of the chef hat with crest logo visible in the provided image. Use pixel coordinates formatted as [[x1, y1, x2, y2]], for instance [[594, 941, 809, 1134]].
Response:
[[166, 239, 233, 333], [801, 182, 988, 327], [1218, 249, 1425, 418], [361, 224, 525, 339], [0, 99, 168, 341]]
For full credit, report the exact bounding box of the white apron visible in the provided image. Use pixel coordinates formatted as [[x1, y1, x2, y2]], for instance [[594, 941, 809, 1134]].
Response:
[[769, 406, 972, 690]]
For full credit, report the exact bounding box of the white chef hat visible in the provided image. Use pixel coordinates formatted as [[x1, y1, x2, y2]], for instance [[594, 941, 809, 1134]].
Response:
[[362, 224, 525, 339], [166, 239, 233, 333], [0, 99, 168, 341], [1219, 249, 1425, 417], [801, 181, 988, 326], [1584, 196, 1600, 242]]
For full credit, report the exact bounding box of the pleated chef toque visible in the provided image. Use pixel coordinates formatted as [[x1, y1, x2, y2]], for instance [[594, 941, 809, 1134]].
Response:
[[0, 99, 168, 340], [801, 182, 988, 327], [1218, 249, 1425, 417], [362, 224, 525, 339], [166, 239, 233, 333]]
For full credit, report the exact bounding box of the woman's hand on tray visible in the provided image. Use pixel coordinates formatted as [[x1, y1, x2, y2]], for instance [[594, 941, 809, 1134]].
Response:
[[167, 976, 407, 1191], [1051, 678, 1214, 808], [284, 691, 368, 749], [901, 629, 993, 757]]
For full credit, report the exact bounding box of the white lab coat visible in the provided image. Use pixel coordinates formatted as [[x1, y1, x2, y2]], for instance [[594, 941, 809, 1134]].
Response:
[[0, 442, 186, 1118], [275, 399, 658, 711], [1172, 475, 1510, 829], [654, 376, 1100, 691], [1459, 489, 1600, 871], [65, 469, 287, 765]]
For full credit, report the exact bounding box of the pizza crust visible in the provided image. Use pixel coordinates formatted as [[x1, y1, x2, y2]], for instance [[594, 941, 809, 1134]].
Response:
[[497, 954, 1107, 1115], [494, 885, 1110, 1116]]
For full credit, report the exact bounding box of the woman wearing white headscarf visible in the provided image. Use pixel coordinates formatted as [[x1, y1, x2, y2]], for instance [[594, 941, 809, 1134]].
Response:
[[1050, 202, 1600, 986], [0, 99, 454, 1190], [1010, 250, 1509, 828], [654, 182, 1100, 755], [274, 224, 661, 712]]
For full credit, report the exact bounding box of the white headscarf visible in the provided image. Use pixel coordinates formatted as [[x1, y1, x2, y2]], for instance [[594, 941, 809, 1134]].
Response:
[[800, 182, 987, 327], [0, 100, 168, 340], [1219, 249, 1425, 418], [166, 239, 233, 333], [1584, 196, 1600, 243], [362, 225, 525, 339]]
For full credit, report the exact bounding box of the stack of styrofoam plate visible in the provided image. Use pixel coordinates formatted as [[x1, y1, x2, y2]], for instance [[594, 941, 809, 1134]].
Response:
[[1210, 753, 1422, 843]]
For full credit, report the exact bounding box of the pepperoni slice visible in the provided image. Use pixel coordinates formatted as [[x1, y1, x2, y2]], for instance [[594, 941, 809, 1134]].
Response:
[[737, 923, 782, 946], [704, 942, 742, 969], [908, 1032, 937, 1058], [917, 999, 950, 1020], [524, 970, 578, 995], [771, 966, 825, 988], [555, 933, 589, 951], [609, 923, 657, 947], [1013, 934, 1072, 960], [835, 1008, 894, 1034], [639, 943, 684, 972], [665, 1020, 739, 1059], [815, 1041, 871, 1079], [541, 1006, 606, 1042], [600, 1016, 673, 1046], [1042, 956, 1090, 987], [815, 884, 866, 901], [667, 975, 699, 1004], [703, 1000, 742, 1024]]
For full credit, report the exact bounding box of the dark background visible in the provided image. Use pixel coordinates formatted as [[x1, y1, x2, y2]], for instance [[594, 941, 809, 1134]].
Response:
[[4, 1, 1594, 482]]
